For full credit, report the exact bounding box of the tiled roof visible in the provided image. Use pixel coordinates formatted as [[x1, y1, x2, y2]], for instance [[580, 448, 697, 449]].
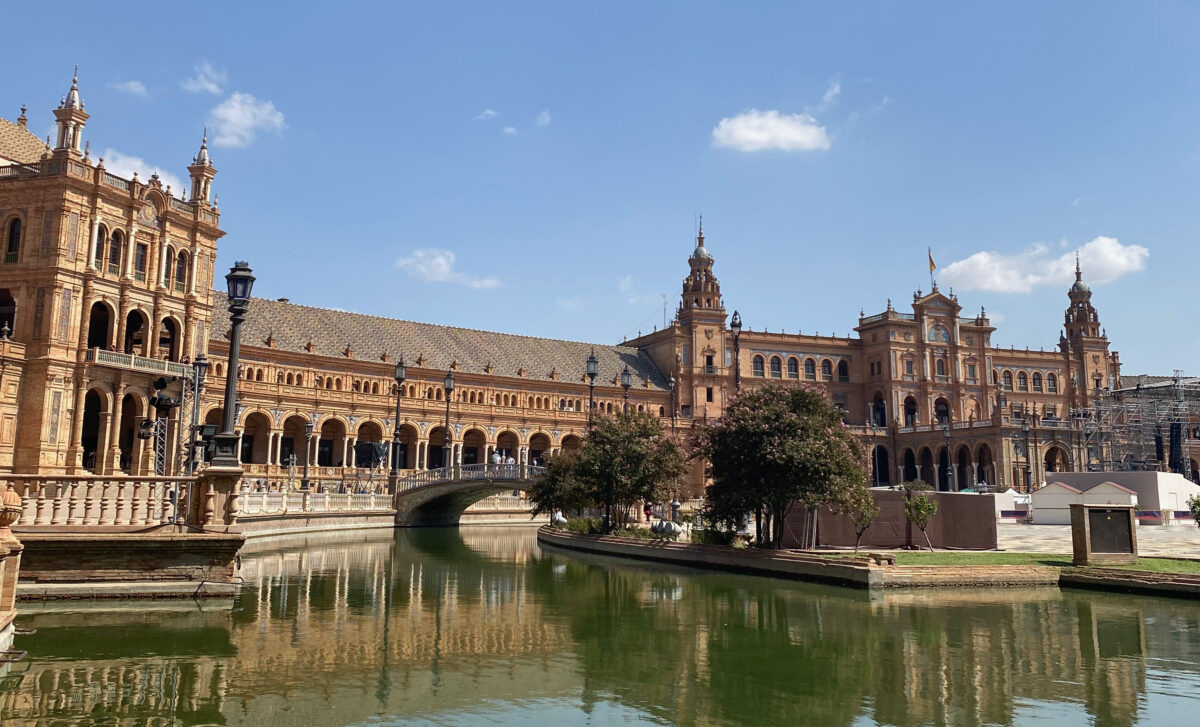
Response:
[[0, 116, 49, 165], [215, 295, 672, 391]]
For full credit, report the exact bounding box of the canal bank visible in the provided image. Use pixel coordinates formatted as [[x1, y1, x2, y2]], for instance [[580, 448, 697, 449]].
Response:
[[537, 526, 1200, 598]]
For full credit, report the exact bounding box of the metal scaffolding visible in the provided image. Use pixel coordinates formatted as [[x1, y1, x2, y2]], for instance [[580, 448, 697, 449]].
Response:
[[1081, 371, 1200, 478]]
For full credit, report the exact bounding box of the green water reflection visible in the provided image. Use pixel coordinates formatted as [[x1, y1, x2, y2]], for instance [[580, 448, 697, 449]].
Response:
[[3, 527, 1200, 726]]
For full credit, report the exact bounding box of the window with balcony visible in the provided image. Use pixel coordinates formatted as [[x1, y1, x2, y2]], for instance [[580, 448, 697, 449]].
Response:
[[108, 231, 123, 274], [134, 244, 148, 282], [5, 218, 21, 263], [1033, 373, 1043, 392], [706, 387, 713, 402], [837, 360, 849, 382], [1018, 372, 1028, 391], [1048, 373, 1058, 393], [1003, 371, 1013, 390]]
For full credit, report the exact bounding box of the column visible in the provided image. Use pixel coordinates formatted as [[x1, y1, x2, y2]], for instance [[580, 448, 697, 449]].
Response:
[[89, 218, 101, 269], [346, 436, 356, 468], [67, 383, 88, 473], [158, 237, 169, 289], [970, 462, 978, 489], [122, 224, 136, 278], [189, 248, 200, 293], [106, 385, 125, 474], [897, 464, 905, 485]]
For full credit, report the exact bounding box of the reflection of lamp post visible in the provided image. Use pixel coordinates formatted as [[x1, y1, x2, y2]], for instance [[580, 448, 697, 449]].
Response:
[[586, 350, 598, 427], [443, 369, 455, 470], [301, 420, 314, 491], [620, 365, 632, 412], [389, 356, 406, 491], [188, 353, 209, 475], [211, 262, 254, 469], [730, 310, 742, 392]]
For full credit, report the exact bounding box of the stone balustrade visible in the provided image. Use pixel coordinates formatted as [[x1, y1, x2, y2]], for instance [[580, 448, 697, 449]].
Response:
[[239, 491, 393, 516], [2, 475, 199, 528]]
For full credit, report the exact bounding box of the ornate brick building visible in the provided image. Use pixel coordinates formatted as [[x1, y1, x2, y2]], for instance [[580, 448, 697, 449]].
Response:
[[0, 71, 1123, 496]]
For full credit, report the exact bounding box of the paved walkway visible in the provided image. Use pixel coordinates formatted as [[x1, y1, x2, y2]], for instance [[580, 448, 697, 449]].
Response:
[[998, 522, 1200, 557]]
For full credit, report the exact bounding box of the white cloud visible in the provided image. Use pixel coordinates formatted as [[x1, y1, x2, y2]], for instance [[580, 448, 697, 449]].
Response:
[[182, 62, 227, 95], [871, 95, 890, 112], [502, 126, 518, 135], [940, 236, 1149, 294], [617, 275, 634, 292], [99, 148, 185, 194], [536, 109, 552, 126], [396, 249, 500, 289], [554, 296, 583, 311], [821, 81, 841, 107], [476, 108, 498, 120], [209, 92, 285, 148], [712, 109, 830, 152], [110, 80, 147, 96]]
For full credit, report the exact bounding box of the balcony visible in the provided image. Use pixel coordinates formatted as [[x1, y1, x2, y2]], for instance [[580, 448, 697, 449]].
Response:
[[85, 347, 191, 377], [701, 365, 718, 375]]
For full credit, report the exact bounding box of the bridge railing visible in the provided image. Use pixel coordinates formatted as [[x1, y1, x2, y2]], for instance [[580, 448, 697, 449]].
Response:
[[238, 490, 394, 516], [395, 463, 545, 492]]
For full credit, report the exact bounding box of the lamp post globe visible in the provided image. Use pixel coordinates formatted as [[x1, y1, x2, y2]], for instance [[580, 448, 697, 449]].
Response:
[[620, 365, 632, 412], [585, 350, 599, 427], [212, 261, 254, 469], [389, 355, 407, 488], [443, 369, 455, 471]]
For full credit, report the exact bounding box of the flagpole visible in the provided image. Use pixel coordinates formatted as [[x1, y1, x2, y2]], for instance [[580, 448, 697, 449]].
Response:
[[928, 247, 935, 290]]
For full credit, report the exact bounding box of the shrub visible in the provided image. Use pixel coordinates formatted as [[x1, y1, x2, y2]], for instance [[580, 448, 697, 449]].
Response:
[[690, 528, 736, 546], [1188, 494, 1200, 528], [565, 517, 607, 535]]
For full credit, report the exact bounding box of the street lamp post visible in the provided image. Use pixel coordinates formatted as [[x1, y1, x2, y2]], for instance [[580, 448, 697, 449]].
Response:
[[443, 369, 455, 472], [943, 423, 955, 491], [389, 356, 406, 492], [187, 353, 209, 475], [210, 261, 255, 469], [620, 365, 632, 413], [1022, 418, 1032, 492], [868, 417, 878, 487], [730, 310, 742, 392], [586, 349, 598, 427], [301, 420, 315, 491]]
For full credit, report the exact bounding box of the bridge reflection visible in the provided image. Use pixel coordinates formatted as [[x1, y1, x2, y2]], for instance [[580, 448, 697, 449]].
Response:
[[2, 529, 1200, 726]]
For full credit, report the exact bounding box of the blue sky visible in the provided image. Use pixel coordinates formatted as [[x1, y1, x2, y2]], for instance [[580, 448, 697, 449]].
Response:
[[6, 2, 1199, 374]]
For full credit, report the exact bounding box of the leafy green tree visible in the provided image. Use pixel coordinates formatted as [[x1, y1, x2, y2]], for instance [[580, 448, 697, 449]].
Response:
[[528, 409, 684, 531], [1188, 493, 1200, 528], [903, 492, 938, 551], [693, 383, 869, 549], [527, 450, 588, 517], [840, 486, 881, 553], [579, 409, 685, 529]]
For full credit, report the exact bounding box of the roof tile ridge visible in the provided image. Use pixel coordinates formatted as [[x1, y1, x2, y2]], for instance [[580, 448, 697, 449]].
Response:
[[246, 295, 647, 352]]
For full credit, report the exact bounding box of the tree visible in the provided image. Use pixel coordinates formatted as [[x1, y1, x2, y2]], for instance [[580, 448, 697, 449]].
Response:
[[527, 409, 685, 532], [579, 409, 685, 529], [1188, 493, 1200, 528], [527, 450, 588, 518], [840, 486, 881, 553], [903, 491, 938, 551], [693, 383, 869, 549]]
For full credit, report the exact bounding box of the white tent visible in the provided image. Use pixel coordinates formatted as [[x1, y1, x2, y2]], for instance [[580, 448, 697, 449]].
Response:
[[1047, 472, 1200, 524]]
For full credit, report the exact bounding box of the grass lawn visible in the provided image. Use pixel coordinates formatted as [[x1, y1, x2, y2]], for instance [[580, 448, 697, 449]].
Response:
[[890, 551, 1200, 575]]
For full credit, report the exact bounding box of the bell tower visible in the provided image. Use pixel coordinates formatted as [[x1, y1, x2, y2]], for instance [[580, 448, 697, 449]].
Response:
[[52, 66, 88, 156], [1060, 255, 1118, 406], [188, 128, 217, 204], [679, 220, 723, 322]]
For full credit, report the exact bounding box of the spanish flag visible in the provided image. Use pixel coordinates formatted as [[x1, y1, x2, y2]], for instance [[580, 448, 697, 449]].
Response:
[[928, 248, 936, 273]]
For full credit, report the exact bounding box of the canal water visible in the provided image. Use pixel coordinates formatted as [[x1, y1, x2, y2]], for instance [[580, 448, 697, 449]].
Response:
[[3, 528, 1200, 726]]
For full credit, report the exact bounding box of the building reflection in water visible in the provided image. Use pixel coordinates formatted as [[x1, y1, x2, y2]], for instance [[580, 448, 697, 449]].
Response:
[[2, 527, 1200, 726]]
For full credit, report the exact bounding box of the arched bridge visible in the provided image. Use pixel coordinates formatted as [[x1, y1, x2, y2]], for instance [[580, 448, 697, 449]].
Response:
[[393, 463, 544, 527]]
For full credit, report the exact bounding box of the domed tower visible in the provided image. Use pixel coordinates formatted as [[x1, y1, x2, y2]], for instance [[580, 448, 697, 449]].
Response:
[[1061, 255, 1119, 406], [187, 127, 217, 204], [680, 220, 723, 317], [52, 66, 88, 156]]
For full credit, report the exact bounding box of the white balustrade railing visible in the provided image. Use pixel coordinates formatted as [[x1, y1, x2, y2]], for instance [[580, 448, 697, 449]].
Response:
[[238, 490, 394, 517], [3, 475, 199, 527], [395, 463, 545, 492]]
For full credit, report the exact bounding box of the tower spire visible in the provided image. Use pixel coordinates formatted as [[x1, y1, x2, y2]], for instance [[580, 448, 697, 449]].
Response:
[[1075, 250, 1081, 281], [52, 66, 88, 154]]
